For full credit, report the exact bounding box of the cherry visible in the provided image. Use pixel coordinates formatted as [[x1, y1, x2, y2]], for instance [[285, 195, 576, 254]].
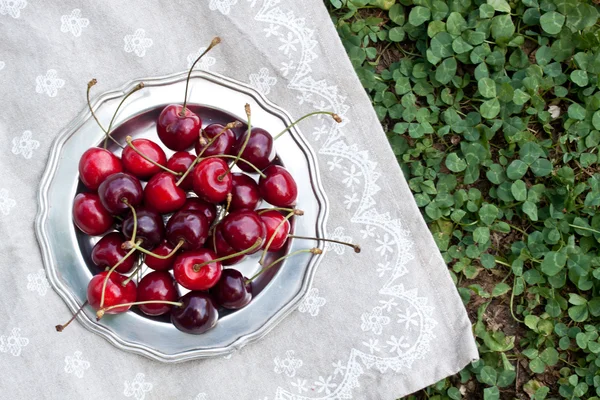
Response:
[[91, 232, 137, 273], [166, 210, 209, 251], [258, 210, 291, 252], [122, 138, 167, 180], [145, 240, 178, 271], [259, 165, 298, 207], [167, 151, 195, 190], [195, 123, 236, 157], [98, 172, 143, 214], [210, 226, 247, 266], [211, 269, 252, 310], [192, 158, 232, 204], [171, 292, 218, 335], [143, 172, 186, 214], [78, 148, 123, 191], [172, 249, 222, 291], [180, 197, 217, 226], [73, 193, 114, 235], [136, 271, 179, 316], [220, 210, 266, 254], [122, 208, 165, 250], [157, 105, 201, 151], [87, 271, 137, 314], [230, 173, 261, 211], [235, 127, 273, 172]]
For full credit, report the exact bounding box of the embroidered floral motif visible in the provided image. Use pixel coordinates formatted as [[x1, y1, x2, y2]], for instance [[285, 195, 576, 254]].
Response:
[[209, 0, 238, 14], [0, 188, 16, 215], [194, 393, 208, 400], [35, 70, 65, 97], [0, 0, 26, 18], [298, 288, 326, 316], [64, 351, 90, 378], [314, 376, 336, 395], [124, 29, 153, 57], [324, 226, 353, 255], [12, 130, 40, 159], [124, 373, 153, 400], [0, 328, 29, 356], [274, 350, 303, 377], [249, 68, 277, 95], [60, 9, 89, 37], [360, 307, 390, 335], [27, 269, 49, 296], [290, 378, 308, 393], [187, 47, 217, 71]]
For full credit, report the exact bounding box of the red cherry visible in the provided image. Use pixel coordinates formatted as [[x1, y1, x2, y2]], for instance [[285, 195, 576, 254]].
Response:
[[180, 197, 217, 226], [258, 210, 291, 251], [259, 165, 298, 207], [220, 210, 266, 254], [173, 249, 222, 291], [192, 158, 232, 204], [87, 271, 137, 314], [235, 127, 273, 172], [210, 226, 247, 266], [230, 173, 261, 211], [157, 105, 201, 151], [78, 148, 123, 191], [122, 208, 165, 251], [195, 123, 236, 157], [166, 210, 209, 250], [137, 271, 179, 316], [73, 193, 114, 236], [98, 172, 143, 214], [211, 269, 252, 310], [91, 232, 136, 273], [145, 240, 178, 271], [166, 151, 196, 190], [122, 138, 167, 180], [171, 292, 218, 334], [143, 172, 186, 214]]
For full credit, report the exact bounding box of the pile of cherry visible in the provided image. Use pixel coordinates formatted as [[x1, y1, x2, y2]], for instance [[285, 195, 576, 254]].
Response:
[[57, 38, 357, 335]]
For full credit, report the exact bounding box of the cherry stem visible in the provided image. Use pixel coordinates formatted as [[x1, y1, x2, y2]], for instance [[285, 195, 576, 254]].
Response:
[[97, 300, 183, 320], [246, 247, 323, 284], [104, 83, 145, 148], [192, 237, 263, 272], [121, 259, 145, 286], [175, 121, 242, 186], [203, 155, 266, 178], [219, 104, 251, 180], [274, 112, 342, 141], [181, 37, 221, 115], [125, 136, 181, 176], [124, 200, 138, 244], [55, 300, 89, 332], [259, 210, 296, 265], [86, 79, 124, 150], [100, 241, 141, 308], [225, 193, 232, 214], [128, 239, 185, 259], [288, 235, 362, 253], [257, 208, 304, 216]]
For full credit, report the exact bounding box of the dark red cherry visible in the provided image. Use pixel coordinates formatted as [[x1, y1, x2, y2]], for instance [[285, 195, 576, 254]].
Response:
[[91, 232, 136, 273], [166, 210, 209, 250], [210, 226, 247, 266], [230, 173, 260, 211], [136, 271, 179, 316], [192, 158, 232, 204], [180, 197, 217, 226], [211, 269, 252, 309], [220, 210, 266, 254], [73, 193, 114, 236], [171, 292, 218, 334], [259, 165, 298, 207], [195, 123, 236, 157], [172, 249, 222, 291], [259, 210, 291, 251], [78, 148, 123, 191], [157, 105, 201, 151], [98, 172, 143, 214], [235, 127, 273, 172], [166, 151, 195, 190], [143, 172, 186, 214], [87, 271, 137, 314], [122, 138, 167, 180], [122, 208, 165, 250], [144, 240, 178, 271]]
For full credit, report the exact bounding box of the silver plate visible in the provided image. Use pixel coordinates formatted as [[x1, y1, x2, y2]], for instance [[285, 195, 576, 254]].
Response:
[[35, 71, 329, 363]]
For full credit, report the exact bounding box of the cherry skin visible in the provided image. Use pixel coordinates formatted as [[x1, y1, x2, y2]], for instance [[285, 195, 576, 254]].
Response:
[[91, 232, 136, 273], [166, 151, 195, 190], [87, 271, 137, 314], [122, 138, 167, 180], [235, 127, 273, 172], [172, 249, 222, 291], [98, 172, 143, 214], [122, 208, 165, 250], [220, 210, 266, 254], [259, 210, 291, 251], [180, 197, 217, 226], [136, 271, 179, 316], [144, 240, 178, 271], [211, 269, 252, 310], [210, 226, 247, 266], [157, 105, 201, 151], [230, 173, 261, 211], [78, 148, 123, 191], [171, 292, 218, 335], [143, 172, 186, 214], [73, 193, 114, 236], [166, 210, 209, 250], [195, 123, 236, 157], [192, 158, 232, 204], [259, 165, 298, 207]]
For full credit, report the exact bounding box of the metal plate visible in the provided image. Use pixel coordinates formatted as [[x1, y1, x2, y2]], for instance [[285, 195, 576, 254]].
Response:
[[35, 70, 329, 363]]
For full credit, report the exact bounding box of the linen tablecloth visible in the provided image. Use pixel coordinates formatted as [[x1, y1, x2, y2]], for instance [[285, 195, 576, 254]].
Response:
[[0, 1, 478, 398]]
